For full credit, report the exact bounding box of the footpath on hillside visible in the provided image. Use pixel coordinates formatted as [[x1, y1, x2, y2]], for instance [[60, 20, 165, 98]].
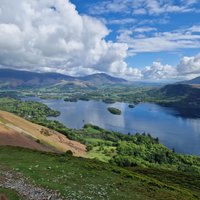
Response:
[[0, 167, 64, 200]]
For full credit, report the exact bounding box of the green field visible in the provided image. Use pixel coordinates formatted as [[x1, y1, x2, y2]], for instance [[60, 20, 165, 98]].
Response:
[[0, 146, 200, 200]]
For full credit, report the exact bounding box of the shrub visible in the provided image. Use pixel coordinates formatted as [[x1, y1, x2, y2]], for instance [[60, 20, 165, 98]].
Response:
[[65, 150, 73, 156]]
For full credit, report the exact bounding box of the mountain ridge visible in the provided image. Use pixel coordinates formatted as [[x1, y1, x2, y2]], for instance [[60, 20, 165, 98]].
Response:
[[0, 68, 127, 88]]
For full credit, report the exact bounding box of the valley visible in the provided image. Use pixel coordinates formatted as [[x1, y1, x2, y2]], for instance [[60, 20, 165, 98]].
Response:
[[0, 70, 200, 199], [1, 1, 200, 199]]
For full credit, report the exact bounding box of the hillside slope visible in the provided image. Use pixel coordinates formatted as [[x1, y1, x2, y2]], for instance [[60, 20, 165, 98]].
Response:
[[0, 110, 86, 156], [0, 146, 200, 200], [179, 76, 200, 84], [0, 68, 75, 88]]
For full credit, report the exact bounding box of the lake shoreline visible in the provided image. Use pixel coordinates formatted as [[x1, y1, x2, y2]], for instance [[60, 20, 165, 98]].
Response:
[[21, 97, 200, 156]]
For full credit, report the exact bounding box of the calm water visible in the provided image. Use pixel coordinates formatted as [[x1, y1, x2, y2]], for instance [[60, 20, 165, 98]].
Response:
[[23, 97, 200, 156]]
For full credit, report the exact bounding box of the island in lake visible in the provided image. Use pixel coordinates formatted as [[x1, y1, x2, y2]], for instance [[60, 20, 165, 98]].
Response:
[[107, 107, 122, 115], [128, 104, 135, 108]]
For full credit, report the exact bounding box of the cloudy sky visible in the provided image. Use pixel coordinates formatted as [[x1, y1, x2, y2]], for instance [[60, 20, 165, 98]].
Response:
[[0, 0, 200, 81]]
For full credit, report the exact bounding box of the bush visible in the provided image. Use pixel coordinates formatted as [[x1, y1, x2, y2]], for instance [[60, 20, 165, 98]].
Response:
[[36, 139, 41, 144], [86, 144, 93, 152], [65, 150, 73, 156]]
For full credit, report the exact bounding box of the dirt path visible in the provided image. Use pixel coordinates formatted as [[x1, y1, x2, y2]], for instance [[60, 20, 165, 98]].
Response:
[[0, 168, 65, 200]]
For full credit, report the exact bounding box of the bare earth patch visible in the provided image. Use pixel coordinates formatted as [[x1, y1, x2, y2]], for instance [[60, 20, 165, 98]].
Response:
[[0, 110, 86, 157], [0, 127, 51, 152]]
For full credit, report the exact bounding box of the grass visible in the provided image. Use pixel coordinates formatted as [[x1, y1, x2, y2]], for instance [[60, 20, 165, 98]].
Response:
[[132, 167, 200, 198], [0, 146, 200, 200], [84, 138, 106, 143], [87, 146, 116, 162], [0, 188, 22, 200], [83, 127, 101, 134]]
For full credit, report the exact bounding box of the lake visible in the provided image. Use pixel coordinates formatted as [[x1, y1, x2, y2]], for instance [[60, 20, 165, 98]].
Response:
[[23, 97, 200, 156]]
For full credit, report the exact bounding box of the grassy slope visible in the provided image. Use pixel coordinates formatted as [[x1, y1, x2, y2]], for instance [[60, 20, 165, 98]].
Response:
[[0, 97, 200, 199], [0, 146, 200, 200]]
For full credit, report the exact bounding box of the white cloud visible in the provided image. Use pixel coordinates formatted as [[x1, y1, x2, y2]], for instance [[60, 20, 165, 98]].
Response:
[[182, 0, 198, 5], [0, 0, 135, 78], [108, 18, 137, 25], [141, 54, 200, 81], [133, 27, 157, 33], [142, 62, 177, 80], [145, 0, 193, 15], [188, 25, 200, 32], [177, 54, 200, 75], [133, 8, 147, 15], [88, 0, 198, 16], [88, 0, 130, 15], [117, 26, 200, 53]]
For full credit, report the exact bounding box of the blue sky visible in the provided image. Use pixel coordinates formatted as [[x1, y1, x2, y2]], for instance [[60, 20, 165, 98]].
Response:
[[71, 0, 200, 70], [0, 0, 200, 81]]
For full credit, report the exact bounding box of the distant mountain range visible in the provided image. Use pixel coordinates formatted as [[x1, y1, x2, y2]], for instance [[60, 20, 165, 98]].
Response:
[[80, 73, 127, 84], [1, 68, 200, 89], [0, 68, 127, 88]]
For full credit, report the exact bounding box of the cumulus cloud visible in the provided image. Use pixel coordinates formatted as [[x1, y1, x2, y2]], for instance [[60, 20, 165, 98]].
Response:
[[0, 0, 141, 78], [140, 54, 200, 81], [177, 54, 200, 75], [142, 62, 177, 80]]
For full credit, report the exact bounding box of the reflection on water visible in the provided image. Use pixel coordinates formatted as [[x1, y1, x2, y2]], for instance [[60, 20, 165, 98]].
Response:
[[22, 97, 200, 156]]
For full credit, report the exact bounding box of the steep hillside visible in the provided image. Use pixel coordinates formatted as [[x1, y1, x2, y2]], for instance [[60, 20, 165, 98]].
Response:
[[0, 110, 86, 156], [158, 84, 200, 104], [0, 68, 75, 88], [148, 84, 200, 117], [159, 84, 192, 96], [179, 76, 200, 84]]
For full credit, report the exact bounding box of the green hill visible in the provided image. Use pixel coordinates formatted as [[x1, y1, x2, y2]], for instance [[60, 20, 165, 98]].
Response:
[[0, 146, 200, 200], [179, 76, 200, 84], [148, 84, 200, 117]]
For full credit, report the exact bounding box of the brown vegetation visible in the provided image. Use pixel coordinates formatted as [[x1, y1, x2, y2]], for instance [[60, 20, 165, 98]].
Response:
[[0, 110, 86, 157]]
